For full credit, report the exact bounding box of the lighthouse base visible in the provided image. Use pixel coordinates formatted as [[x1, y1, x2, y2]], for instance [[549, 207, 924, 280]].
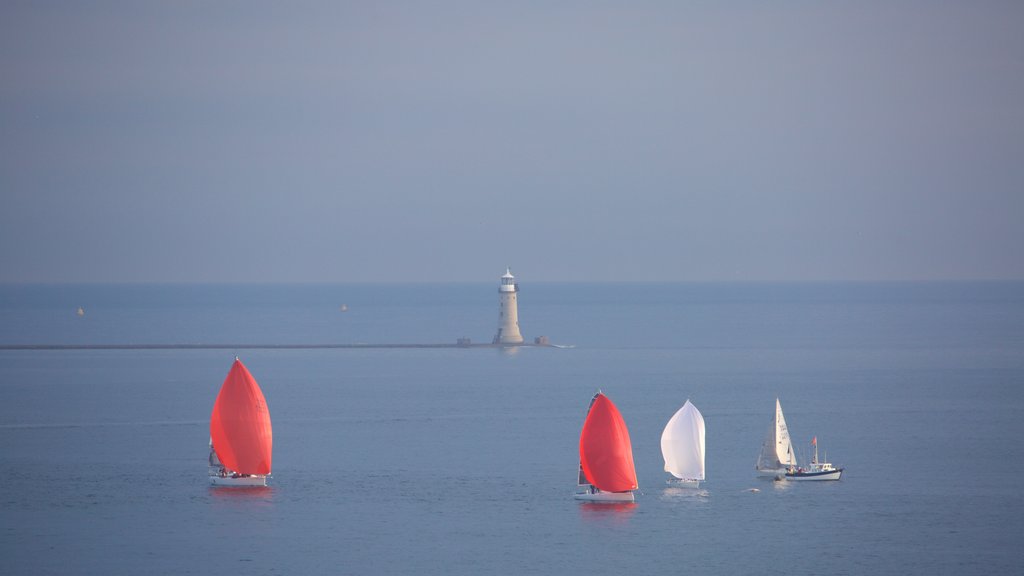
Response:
[[492, 329, 524, 345]]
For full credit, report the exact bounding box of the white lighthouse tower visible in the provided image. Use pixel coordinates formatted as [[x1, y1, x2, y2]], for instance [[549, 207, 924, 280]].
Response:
[[493, 268, 524, 345]]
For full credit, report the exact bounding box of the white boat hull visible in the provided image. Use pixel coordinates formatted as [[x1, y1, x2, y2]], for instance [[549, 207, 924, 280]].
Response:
[[210, 474, 268, 487], [785, 468, 843, 481], [574, 490, 635, 502], [667, 478, 701, 488]]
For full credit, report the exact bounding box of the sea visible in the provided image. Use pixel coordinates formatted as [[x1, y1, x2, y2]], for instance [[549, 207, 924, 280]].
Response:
[[1, 282, 1022, 575]]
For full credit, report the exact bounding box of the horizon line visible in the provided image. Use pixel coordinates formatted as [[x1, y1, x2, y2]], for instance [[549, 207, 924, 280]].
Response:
[[2, 278, 1022, 286]]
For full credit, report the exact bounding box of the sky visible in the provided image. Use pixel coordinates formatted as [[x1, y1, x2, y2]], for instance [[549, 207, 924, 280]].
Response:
[[2, 1, 1022, 283]]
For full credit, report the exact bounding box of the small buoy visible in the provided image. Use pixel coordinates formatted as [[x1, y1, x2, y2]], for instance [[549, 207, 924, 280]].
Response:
[[339, 304, 348, 312], [76, 306, 85, 317]]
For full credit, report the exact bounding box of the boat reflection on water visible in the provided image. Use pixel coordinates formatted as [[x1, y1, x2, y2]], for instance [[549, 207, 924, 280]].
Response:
[[576, 501, 637, 524], [207, 481, 274, 508], [660, 486, 710, 502], [208, 485, 275, 506]]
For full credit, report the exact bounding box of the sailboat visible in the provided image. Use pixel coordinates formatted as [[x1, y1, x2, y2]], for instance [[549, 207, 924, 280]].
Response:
[[208, 358, 273, 486], [575, 392, 638, 502], [661, 399, 705, 488], [786, 436, 843, 481], [756, 398, 798, 477]]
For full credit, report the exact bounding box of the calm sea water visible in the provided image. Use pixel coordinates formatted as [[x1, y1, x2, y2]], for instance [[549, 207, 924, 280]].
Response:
[[1, 282, 1022, 575]]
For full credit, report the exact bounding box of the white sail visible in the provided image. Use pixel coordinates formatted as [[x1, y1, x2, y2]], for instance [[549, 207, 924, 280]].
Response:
[[757, 398, 798, 473], [773, 399, 798, 467], [661, 400, 706, 481]]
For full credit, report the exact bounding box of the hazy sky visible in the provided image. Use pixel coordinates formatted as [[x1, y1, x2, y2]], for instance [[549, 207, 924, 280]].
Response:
[[2, 1, 1022, 283]]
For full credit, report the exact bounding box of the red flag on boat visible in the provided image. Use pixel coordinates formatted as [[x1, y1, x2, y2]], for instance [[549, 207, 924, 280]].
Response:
[[579, 393, 638, 493], [812, 436, 817, 446], [210, 358, 273, 475]]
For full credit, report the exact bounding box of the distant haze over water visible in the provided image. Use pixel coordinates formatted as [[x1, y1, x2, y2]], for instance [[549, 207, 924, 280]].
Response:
[[3, 3, 1024, 284]]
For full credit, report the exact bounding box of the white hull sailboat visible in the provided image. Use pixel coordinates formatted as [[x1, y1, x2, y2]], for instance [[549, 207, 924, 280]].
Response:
[[208, 358, 273, 487], [575, 392, 638, 503], [209, 473, 268, 487], [756, 398, 799, 477], [661, 399, 705, 488], [574, 488, 636, 502], [786, 436, 843, 481]]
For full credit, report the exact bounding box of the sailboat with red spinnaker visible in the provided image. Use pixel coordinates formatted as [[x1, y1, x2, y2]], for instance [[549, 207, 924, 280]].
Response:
[[208, 358, 273, 486], [575, 392, 638, 502]]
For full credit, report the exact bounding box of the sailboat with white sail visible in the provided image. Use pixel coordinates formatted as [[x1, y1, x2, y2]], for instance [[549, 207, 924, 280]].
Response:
[[208, 358, 273, 486], [756, 398, 798, 477], [661, 399, 705, 488], [575, 392, 638, 502]]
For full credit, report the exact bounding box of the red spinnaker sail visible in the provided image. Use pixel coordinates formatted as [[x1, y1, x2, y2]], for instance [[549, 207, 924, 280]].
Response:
[[579, 393, 638, 492], [210, 359, 273, 475]]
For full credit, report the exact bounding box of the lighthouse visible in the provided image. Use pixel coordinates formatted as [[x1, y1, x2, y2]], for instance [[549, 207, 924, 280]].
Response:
[[493, 268, 524, 345]]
